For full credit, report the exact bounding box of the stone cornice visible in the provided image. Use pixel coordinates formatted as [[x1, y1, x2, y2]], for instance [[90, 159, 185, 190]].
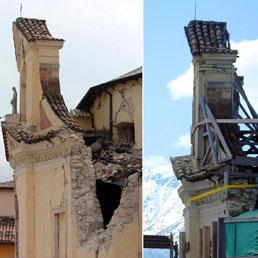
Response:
[[9, 137, 72, 169]]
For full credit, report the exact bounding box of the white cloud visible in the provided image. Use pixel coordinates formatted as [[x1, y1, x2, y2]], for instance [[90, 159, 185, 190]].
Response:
[[177, 134, 191, 148], [167, 39, 258, 108], [232, 40, 258, 110], [144, 155, 169, 169], [167, 64, 193, 100]]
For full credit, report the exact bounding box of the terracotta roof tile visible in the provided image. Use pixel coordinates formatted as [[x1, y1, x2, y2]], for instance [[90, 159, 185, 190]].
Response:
[[40, 68, 84, 132], [0, 181, 14, 189], [77, 67, 142, 111], [15, 17, 63, 42], [171, 155, 229, 182], [185, 20, 238, 56], [1, 122, 59, 161], [0, 217, 15, 244]]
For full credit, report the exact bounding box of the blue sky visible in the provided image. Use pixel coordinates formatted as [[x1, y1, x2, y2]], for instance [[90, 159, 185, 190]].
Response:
[[144, 0, 258, 161]]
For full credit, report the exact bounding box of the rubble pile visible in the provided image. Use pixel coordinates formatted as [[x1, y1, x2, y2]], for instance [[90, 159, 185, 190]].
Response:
[[93, 146, 142, 181], [70, 136, 141, 250]]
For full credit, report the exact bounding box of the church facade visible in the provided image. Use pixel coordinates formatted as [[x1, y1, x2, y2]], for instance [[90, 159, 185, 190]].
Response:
[[2, 17, 142, 258]]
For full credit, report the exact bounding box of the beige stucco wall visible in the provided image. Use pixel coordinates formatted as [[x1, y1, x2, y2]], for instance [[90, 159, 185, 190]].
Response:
[[12, 139, 141, 258], [0, 245, 14, 258], [0, 189, 14, 216], [13, 26, 64, 130], [11, 22, 141, 258], [13, 142, 77, 258], [33, 160, 76, 258], [89, 78, 142, 149], [74, 116, 93, 130]]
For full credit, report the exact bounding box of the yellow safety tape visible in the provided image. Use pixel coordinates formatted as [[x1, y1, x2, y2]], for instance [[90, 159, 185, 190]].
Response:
[[189, 184, 258, 202]]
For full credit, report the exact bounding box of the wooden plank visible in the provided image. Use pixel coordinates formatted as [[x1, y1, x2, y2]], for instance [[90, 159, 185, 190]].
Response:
[[200, 97, 218, 164], [212, 222, 217, 258], [203, 226, 211, 258], [205, 104, 232, 159], [144, 235, 171, 249], [218, 218, 226, 258], [192, 117, 258, 136], [179, 232, 186, 258], [216, 118, 258, 124], [198, 228, 203, 258], [233, 80, 258, 119]]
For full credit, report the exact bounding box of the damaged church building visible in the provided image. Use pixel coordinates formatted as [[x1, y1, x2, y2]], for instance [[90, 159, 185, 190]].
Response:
[[172, 20, 258, 258], [1, 18, 142, 258]]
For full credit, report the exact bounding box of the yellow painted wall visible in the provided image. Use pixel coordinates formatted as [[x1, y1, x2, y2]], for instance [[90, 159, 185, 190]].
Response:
[[13, 26, 64, 129], [0, 245, 14, 258], [15, 151, 78, 258], [74, 116, 93, 130], [33, 160, 77, 258], [89, 78, 142, 149], [12, 23, 141, 258], [16, 165, 35, 258]]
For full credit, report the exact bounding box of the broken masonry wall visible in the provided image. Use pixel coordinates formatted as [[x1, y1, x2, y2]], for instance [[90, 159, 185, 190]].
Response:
[[70, 136, 103, 247], [70, 135, 141, 255], [227, 178, 258, 216]]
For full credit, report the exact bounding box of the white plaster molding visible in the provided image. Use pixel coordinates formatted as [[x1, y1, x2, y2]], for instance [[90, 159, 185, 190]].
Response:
[[9, 138, 72, 169], [184, 206, 199, 219]]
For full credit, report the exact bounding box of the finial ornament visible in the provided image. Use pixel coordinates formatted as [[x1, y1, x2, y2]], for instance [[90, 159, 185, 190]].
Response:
[[20, 3, 22, 17]]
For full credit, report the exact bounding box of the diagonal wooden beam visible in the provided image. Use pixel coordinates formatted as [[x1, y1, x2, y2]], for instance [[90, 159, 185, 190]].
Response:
[[203, 98, 232, 160], [200, 97, 218, 165]]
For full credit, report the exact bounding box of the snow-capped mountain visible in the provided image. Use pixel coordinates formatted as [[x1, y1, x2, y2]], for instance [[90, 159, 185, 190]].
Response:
[[143, 156, 184, 257]]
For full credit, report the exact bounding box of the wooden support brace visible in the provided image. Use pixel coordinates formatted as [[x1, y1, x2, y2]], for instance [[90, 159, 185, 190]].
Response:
[[179, 231, 186, 258], [198, 228, 203, 258], [203, 226, 211, 258]]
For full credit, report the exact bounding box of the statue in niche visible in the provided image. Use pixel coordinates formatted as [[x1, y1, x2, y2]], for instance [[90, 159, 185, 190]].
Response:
[[11, 87, 17, 114]]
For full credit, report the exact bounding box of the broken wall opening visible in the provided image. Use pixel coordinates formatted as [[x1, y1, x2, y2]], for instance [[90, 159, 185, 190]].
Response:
[[96, 180, 122, 229], [116, 122, 135, 145]]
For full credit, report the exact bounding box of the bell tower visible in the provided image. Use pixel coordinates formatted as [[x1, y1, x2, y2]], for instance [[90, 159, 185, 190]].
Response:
[[187, 20, 239, 167], [12, 18, 64, 127], [172, 20, 258, 258]]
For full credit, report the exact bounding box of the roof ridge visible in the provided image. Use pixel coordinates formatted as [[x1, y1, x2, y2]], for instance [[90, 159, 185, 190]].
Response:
[[14, 17, 64, 42], [16, 17, 46, 22], [0, 216, 14, 219], [185, 19, 237, 56], [188, 20, 227, 25], [0, 180, 14, 189]]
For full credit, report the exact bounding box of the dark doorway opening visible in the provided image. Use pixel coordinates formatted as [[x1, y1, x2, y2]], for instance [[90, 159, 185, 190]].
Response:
[[96, 180, 122, 229]]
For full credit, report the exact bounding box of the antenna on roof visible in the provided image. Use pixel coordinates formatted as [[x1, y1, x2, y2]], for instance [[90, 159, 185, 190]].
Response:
[[20, 3, 23, 17], [194, 0, 197, 20]]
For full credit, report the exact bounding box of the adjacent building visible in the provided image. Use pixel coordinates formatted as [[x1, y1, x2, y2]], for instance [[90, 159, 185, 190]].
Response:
[[2, 17, 142, 258], [0, 181, 15, 258], [172, 20, 258, 257]]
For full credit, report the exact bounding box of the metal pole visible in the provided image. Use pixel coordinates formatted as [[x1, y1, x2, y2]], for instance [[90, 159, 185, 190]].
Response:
[[194, 0, 197, 20]]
